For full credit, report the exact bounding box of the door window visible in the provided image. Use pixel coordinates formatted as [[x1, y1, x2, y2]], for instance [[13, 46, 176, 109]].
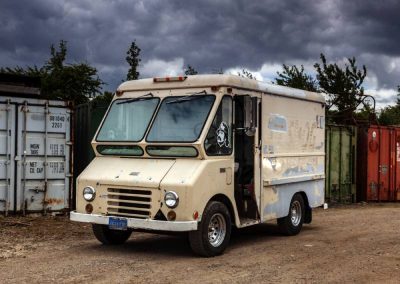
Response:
[[204, 96, 233, 155]]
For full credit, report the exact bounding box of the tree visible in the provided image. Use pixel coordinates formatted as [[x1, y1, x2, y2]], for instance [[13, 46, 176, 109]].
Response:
[[91, 91, 114, 105], [0, 65, 43, 77], [314, 53, 367, 113], [379, 105, 400, 125], [126, 40, 141, 80], [274, 64, 319, 92], [43, 41, 104, 104], [47, 40, 67, 70], [184, 65, 198, 75], [1, 40, 103, 105], [238, 69, 256, 79], [379, 85, 400, 125]]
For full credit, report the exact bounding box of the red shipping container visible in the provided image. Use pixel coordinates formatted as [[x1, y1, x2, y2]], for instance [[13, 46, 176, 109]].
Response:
[[357, 125, 400, 201]]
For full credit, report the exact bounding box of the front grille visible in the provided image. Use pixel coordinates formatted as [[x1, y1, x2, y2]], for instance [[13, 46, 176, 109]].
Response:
[[107, 188, 152, 219]]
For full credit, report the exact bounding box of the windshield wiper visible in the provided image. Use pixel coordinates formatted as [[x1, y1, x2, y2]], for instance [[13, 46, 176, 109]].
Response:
[[166, 90, 208, 104], [116, 93, 154, 105]]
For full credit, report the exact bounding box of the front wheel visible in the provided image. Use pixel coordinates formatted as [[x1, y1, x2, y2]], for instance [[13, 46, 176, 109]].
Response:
[[277, 193, 305, 236], [92, 224, 132, 245], [189, 201, 232, 257]]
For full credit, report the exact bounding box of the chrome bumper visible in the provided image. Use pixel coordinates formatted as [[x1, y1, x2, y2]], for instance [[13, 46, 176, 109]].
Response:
[[70, 211, 198, 232]]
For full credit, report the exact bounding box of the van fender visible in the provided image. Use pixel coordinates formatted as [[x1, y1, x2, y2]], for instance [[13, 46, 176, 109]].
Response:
[[200, 194, 240, 227]]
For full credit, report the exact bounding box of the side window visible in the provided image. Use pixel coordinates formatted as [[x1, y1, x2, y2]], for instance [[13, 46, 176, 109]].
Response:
[[205, 96, 233, 155]]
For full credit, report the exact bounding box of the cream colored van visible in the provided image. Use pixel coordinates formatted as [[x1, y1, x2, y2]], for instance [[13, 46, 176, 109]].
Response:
[[70, 74, 325, 257]]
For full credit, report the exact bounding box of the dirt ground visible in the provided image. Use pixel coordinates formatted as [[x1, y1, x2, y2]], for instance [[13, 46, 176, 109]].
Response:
[[0, 203, 399, 284]]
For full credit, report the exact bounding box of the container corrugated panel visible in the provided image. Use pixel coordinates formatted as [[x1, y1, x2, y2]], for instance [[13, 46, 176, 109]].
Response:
[[357, 125, 400, 202], [0, 100, 16, 214], [0, 96, 72, 214], [395, 128, 400, 201], [325, 125, 357, 203]]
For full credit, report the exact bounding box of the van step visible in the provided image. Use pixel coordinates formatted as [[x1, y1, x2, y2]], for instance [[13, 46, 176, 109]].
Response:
[[238, 218, 260, 228]]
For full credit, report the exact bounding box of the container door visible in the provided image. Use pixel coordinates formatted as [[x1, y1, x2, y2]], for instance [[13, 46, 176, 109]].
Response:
[[325, 125, 356, 203], [0, 101, 15, 214], [367, 127, 390, 201], [15, 103, 71, 213], [394, 129, 400, 201], [390, 130, 400, 201]]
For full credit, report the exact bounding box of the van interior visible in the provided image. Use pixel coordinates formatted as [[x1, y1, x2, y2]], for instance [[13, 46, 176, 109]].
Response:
[[234, 95, 259, 222]]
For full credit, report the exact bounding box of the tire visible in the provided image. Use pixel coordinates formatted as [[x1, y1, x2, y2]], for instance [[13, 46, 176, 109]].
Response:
[[92, 224, 132, 245], [188, 201, 232, 257], [277, 193, 305, 236]]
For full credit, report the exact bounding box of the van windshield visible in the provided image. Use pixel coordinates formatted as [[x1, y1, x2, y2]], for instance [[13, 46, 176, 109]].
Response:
[[97, 98, 159, 142], [147, 95, 215, 142]]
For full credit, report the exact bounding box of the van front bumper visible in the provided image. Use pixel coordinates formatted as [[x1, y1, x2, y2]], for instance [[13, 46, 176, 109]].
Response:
[[70, 211, 198, 232]]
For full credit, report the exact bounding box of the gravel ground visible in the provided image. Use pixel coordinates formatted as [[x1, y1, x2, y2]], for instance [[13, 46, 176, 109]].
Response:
[[0, 203, 399, 283]]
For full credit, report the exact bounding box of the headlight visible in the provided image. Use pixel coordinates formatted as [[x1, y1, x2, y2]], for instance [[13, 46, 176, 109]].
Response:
[[83, 186, 96, 201], [164, 191, 179, 208]]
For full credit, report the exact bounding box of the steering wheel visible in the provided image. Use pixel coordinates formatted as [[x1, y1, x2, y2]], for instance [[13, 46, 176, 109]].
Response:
[[193, 122, 204, 137], [204, 125, 218, 151]]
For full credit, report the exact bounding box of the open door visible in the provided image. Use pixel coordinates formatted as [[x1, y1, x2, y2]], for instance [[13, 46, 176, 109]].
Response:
[[233, 95, 261, 224]]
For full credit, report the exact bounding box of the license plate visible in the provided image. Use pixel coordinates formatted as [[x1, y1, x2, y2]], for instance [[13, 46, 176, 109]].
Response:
[[108, 217, 128, 231]]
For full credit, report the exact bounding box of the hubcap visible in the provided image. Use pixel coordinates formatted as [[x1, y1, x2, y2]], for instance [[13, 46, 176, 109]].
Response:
[[290, 200, 302, 226], [208, 213, 226, 247]]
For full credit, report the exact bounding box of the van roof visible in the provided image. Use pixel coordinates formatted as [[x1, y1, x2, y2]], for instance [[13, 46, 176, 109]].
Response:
[[118, 74, 325, 104]]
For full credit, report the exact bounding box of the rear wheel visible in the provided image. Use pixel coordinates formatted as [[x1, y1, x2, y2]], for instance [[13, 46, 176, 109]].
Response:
[[277, 193, 305, 236], [189, 201, 232, 257], [92, 224, 132, 245]]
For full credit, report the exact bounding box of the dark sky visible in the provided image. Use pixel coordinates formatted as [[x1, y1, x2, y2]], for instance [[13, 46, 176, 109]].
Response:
[[1, 0, 399, 108]]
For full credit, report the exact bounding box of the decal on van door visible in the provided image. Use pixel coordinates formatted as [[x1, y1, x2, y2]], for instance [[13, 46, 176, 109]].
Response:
[[204, 96, 233, 156]]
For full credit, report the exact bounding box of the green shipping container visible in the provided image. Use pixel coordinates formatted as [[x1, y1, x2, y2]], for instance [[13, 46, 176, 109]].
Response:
[[325, 125, 357, 203], [73, 101, 109, 207]]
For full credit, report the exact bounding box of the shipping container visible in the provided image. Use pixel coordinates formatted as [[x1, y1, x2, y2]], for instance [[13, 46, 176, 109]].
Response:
[[73, 101, 108, 180], [357, 125, 400, 201], [0, 96, 72, 215], [325, 125, 357, 203]]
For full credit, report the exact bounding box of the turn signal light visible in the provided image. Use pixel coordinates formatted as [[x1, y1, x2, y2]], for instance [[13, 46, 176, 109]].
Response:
[[193, 211, 199, 220], [85, 203, 93, 214], [167, 210, 176, 221]]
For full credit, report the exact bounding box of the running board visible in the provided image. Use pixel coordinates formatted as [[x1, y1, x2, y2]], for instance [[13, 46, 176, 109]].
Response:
[[237, 218, 260, 228]]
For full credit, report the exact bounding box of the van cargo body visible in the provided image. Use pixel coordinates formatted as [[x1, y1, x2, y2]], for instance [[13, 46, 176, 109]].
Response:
[[0, 96, 72, 215], [70, 75, 325, 256]]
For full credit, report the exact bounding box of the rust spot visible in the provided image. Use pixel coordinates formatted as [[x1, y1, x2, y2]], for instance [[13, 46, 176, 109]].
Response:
[[43, 198, 64, 205]]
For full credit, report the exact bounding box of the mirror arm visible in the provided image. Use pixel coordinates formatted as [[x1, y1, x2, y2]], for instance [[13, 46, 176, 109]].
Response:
[[251, 97, 258, 128]]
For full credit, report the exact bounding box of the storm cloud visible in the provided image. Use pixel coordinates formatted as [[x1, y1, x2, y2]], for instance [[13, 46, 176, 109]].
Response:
[[1, 0, 399, 107]]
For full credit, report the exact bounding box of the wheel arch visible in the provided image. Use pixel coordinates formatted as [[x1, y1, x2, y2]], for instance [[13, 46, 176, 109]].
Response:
[[208, 194, 236, 226], [297, 191, 312, 224]]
